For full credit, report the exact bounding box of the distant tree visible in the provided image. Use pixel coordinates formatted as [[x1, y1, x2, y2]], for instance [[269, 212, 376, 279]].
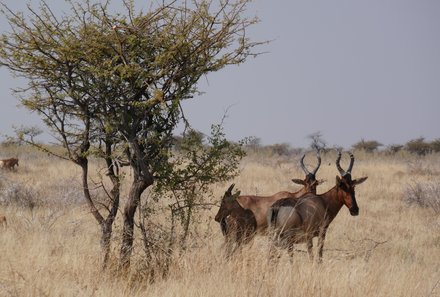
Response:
[[352, 139, 383, 153], [244, 136, 262, 151], [173, 129, 205, 151], [386, 144, 404, 155], [15, 126, 43, 144], [269, 143, 291, 156], [0, 0, 263, 269], [405, 138, 431, 155], [430, 139, 440, 153], [307, 131, 327, 152]]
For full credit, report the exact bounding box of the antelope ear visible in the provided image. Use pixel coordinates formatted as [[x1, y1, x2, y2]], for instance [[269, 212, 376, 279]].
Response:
[[291, 179, 306, 185], [354, 176, 368, 185], [233, 191, 241, 199]]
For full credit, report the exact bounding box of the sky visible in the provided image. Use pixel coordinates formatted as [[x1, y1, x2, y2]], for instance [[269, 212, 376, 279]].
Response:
[[1, 0, 439, 148]]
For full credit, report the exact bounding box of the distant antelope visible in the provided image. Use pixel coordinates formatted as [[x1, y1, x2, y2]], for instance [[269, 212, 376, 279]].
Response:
[[268, 151, 368, 262], [0, 215, 7, 228], [214, 153, 322, 256], [0, 158, 19, 170]]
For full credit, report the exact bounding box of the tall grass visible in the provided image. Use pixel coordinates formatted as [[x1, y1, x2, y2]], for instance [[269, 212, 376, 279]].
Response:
[[0, 147, 439, 296]]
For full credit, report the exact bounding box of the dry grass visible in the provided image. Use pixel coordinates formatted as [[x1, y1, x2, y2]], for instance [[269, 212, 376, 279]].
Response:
[[0, 147, 440, 296]]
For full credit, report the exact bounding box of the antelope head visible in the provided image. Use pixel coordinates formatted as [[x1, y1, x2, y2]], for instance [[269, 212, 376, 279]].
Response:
[[214, 184, 241, 223], [291, 152, 322, 194], [335, 151, 368, 216]]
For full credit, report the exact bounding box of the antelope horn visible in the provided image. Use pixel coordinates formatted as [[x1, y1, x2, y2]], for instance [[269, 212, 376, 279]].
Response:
[[299, 154, 311, 175], [226, 184, 235, 195], [346, 152, 355, 174], [312, 151, 322, 175], [336, 151, 346, 176]]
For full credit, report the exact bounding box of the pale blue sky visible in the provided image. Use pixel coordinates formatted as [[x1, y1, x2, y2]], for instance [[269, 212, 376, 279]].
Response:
[[1, 0, 439, 148]]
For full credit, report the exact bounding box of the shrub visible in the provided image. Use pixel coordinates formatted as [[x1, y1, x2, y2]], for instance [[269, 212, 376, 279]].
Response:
[[430, 138, 440, 153], [405, 138, 431, 155], [267, 143, 292, 156], [0, 180, 42, 210], [352, 139, 383, 153], [386, 144, 404, 155], [403, 181, 440, 214]]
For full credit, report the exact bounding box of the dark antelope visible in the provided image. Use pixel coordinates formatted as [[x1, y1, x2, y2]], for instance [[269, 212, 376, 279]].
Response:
[[215, 184, 257, 257], [268, 152, 368, 261], [214, 153, 322, 256]]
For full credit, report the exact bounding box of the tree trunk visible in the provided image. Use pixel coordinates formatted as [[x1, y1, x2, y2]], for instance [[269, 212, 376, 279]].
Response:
[[119, 178, 151, 269], [101, 220, 113, 268], [79, 153, 120, 269]]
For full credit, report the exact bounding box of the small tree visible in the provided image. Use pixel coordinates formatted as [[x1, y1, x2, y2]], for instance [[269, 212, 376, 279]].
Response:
[[430, 139, 440, 153], [405, 137, 431, 156], [352, 139, 383, 153], [244, 136, 262, 152], [307, 131, 327, 152], [268, 143, 291, 156], [0, 0, 263, 269], [386, 144, 404, 155]]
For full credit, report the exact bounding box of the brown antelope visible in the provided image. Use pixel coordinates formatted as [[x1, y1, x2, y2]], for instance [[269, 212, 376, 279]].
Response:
[[0, 215, 7, 228], [0, 158, 19, 170], [268, 151, 368, 262], [214, 153, 322, 256], [215, 184, 257, 257]]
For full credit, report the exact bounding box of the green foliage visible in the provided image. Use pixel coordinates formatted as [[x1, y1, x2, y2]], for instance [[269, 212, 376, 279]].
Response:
[[352, 139, 383, 153], [150, 124, 245, 248]]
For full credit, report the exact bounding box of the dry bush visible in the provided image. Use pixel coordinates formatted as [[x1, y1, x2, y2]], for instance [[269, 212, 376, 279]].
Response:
[[405, 157, 439, 176], [0, 178, 42, 210], [403, 181, 440, 214]]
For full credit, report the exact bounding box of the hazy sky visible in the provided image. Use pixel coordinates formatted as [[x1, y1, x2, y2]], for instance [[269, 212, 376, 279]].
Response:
[[1, 0, 439, 148]]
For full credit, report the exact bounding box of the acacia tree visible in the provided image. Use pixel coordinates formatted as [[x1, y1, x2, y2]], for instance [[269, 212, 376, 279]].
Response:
[[0, 0, 263, 268], [352, 139, 383, 153]]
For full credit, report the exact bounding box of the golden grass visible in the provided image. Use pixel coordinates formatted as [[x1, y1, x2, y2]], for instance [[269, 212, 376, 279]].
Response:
[[0, 148, 440, 296]]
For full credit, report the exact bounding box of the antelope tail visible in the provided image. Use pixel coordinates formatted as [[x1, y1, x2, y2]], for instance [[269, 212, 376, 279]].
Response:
[[267, 207, 279, 229]]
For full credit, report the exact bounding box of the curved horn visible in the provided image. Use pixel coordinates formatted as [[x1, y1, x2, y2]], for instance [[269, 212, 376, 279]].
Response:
[[335, 151, 346, 176], [312, 151, 322, 175], [346, 152, 355, 174], [226, 184, 235, 195], [299, 154, 311, 175]]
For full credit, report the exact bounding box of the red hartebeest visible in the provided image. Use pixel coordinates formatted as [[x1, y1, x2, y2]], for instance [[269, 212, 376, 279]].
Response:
[[0, 158, 19, 170], [268, 151, 368, 262], [214, 153, 322, 256], [0, 215, 6, 228], [215, 184, 257, 257]]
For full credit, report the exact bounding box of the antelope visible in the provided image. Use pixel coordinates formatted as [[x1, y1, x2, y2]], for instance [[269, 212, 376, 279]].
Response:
[[0, 158, 19, 170], [268, 151, 368, 262], [214, 153, 322, 256], [0, 215, 6, 228], [215, 184, 257, 257]]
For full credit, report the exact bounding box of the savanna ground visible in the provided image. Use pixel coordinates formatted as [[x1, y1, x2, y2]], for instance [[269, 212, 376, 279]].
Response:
[[0, 146, 439, 297]]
